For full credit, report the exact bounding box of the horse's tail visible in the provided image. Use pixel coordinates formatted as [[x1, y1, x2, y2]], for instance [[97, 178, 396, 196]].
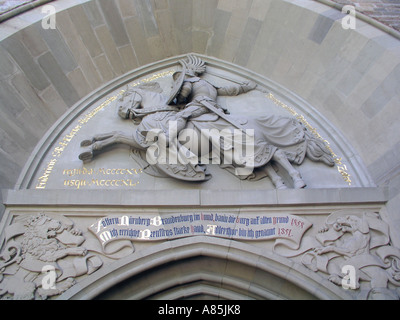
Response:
[[304, 130, 335, 167]]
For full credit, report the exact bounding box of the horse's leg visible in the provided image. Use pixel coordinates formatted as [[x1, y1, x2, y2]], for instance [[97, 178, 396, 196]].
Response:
[[272, 149, 306, 189], [264, 163, 287, 189], [101, 131, 145, 150], [80, 131, 121, 147], [79, 131, 144, 161]]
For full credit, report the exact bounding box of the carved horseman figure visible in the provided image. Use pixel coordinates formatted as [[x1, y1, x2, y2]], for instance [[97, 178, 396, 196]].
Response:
[[79, 55, 335, 188], [80, 82, 212, 182], [168, 55, 310, 188], [167, 55, 257, 131]]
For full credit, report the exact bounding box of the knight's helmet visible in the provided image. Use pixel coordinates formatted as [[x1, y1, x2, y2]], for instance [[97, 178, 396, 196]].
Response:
[[168, 55, 206, 104], [179, 54, 206, 76]]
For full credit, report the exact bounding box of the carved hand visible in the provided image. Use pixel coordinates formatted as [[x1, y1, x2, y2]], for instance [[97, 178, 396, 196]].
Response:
[[67, 247, 87, 256], [314, 246, 333, 255], [241, 80, 257, 92]]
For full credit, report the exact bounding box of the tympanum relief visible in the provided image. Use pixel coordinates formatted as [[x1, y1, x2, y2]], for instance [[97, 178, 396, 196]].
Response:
[[78, 55, 335, 189]]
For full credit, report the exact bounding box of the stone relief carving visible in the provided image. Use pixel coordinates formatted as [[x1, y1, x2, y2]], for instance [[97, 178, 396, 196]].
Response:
[[275, 210, 400, 299], [1, 210, 399, 299], [79, 55, 334, 189], [0, 213, 104, 300]]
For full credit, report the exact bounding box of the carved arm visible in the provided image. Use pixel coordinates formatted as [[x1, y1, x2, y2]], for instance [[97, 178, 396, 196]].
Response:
[[217, 81, 257, 96], [177, 81, 192, 104]]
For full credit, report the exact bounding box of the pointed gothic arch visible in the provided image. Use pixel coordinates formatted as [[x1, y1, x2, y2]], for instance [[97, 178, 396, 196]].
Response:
[[60, 237, 349, 300]]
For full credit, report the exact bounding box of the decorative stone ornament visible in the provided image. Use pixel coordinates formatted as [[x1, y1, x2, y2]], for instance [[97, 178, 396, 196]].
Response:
[[275, 210, 400, 300], [0, 213, 103, 300]]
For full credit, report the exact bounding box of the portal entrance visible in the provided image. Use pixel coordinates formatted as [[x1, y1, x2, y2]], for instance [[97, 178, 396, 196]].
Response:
[[60, 237, 347, 300]]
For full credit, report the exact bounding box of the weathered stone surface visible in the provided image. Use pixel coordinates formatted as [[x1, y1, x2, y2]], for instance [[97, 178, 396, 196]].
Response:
[[95, 24, 125, 76], [97, 0, 129, 48], [38, 51, 80, 106], [1, 36, 49, 90], [67, 4, 103, 58]]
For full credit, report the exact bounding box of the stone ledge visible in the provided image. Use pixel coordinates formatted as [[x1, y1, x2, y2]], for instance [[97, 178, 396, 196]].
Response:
[[0, 0, 53, 23], [2, 187, 388, 207]]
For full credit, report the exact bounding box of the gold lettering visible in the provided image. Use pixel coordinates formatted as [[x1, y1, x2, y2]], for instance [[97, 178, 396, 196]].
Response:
[[38, 92, 127, 188], [63, 179, 87, 189], [64, 178, 140, 188], [335, 157, 343, 165], [35, 158, 58, 189]]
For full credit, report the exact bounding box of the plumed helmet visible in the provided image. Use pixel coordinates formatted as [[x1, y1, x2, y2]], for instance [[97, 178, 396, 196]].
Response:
[[179, 54, 206, 76]]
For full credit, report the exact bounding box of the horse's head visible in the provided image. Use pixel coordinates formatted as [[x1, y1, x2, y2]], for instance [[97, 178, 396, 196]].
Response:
[[118, 90, 142, 120]]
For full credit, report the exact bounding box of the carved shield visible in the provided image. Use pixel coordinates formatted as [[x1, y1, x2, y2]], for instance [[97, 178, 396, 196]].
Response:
[[166, 65, 186, 105], [156, 163, 211, 182]]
